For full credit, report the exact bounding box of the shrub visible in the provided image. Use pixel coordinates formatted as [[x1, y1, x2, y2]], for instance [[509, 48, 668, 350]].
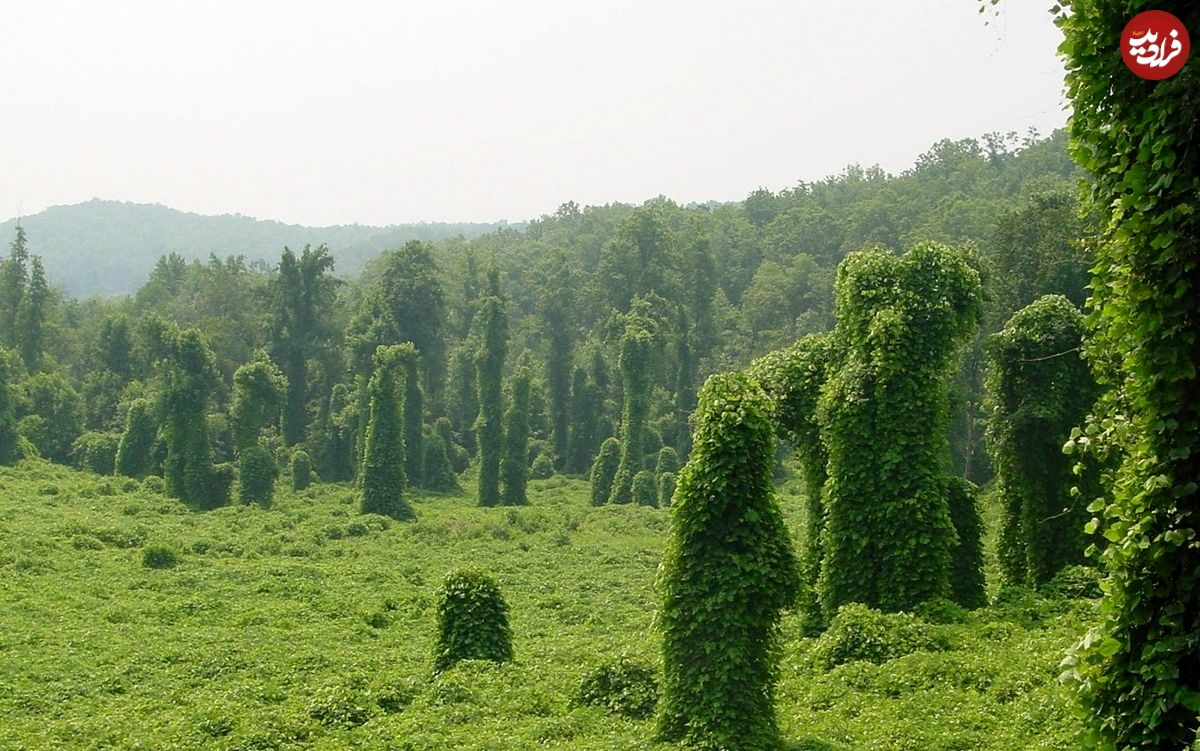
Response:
[[115, 398, 156, 478], [631, 470, 658, 507], [142, 545, 180, 569], [71, 431, 120, 475], [654, 446, 678, 474], [142, 475, 166, 494], [423, 434, 461, 493], [657, 471, 676, 507], [291, 447, 314, 491], [434, 569, 513, 673], [530, 453, 554, 480], [589, 438, 620, 506], [577, 657, 659, 718], [812, 603, 937, 669], [238, 443, 277, 507]]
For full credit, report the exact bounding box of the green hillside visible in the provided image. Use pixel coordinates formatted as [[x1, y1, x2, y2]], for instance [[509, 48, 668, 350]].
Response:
[[0, 200, 512, 296]]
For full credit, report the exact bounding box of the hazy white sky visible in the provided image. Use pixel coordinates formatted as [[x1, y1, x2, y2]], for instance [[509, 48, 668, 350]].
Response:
[[1, 1, 1067, 227]]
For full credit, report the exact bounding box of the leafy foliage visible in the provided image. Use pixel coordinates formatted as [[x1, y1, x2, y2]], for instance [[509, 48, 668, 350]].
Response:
[[423, 433, 461, 493], [589, 437, 620, 507], [985, 295, 1095, 586], [818, 242, 982, 615], [500, 368, 531, 506], [115, 398, 157, 478], [945, 476, 986, 609], [609, 316, 655, 505], [238, 443, 278, 507], [71, 431, 120, 475], [290, 447, 314, 491], [577, 657, 659, 719], [475, 274, 508, 507], [359, 344, 415, 521], [749, 332, 839, 633], [433, 569, 514, 674], [658, 372, 798, 751], [1056, 2, 1200, 747], [159, 329, 228, 509], [657, 471, 675, 508], [631, 470, 658, 508], [0, 350, 21, 465], [812, 603, 937, 669]]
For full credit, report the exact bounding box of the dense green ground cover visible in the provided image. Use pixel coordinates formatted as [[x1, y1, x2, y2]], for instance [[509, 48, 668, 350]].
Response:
[[0, 460, 1090, 750]]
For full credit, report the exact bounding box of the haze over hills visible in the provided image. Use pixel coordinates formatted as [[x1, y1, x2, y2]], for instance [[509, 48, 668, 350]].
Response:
[[0, 199, 517, 297]]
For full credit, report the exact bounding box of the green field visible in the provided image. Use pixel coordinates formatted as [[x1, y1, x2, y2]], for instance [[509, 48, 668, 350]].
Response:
[[1, 459, 1091, 750]]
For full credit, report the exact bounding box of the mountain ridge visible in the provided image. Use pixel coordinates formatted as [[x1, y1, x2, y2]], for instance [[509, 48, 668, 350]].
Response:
[[0, 198, 517, 297]]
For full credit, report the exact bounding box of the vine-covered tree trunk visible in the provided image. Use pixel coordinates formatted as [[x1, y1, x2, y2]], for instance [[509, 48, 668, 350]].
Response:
[[658, 372, 798, 751], [475, 274, 508, 507], [609, 317, 654, 504], [817, 243, 981, 616], [359, 344, 415, 521], [500, 368, 531, 505], [1057, 3, 1200, 747]]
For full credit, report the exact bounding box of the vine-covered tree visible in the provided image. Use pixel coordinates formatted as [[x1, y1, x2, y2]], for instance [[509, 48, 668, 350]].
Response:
[[313, 383, 355, 482], [0, 226, 29, 348], [115, 398, 157, 478], [403, 352, 425, 488], [359, 343, 416, 521], [291, 446, 314, 491], [373, 241, 448, 407], [534, 250, 576, 468], [986, 295, 1096, 586], [608, 315, 655, 504], [475, 271, 508, 507], [589, 436, 620, 506], [749, 332, 838, 632], [231, 353, 287, 506], [160, 328, 228, 508], [566, 365, 600, 474], [449, 344, 479, 455], [16, 256, 50, 371], [658, 372, 798, 751], [500, 367, 531, 506], [817, 243, 982, 615], [0, 348, 19, 464], [230, 352, 287, 452], [269, 244, 337, 446], [1057, 4, 1199, 746], [17, 372, 83, 463], [238, 443, 277, 507]]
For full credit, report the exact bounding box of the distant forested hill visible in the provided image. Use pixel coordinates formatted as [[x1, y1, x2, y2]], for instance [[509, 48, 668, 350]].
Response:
[[0, 199, 512, 296]]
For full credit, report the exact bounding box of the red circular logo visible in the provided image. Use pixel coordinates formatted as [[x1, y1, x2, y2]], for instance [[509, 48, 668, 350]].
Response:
[[1121, 10, 1190, 80]]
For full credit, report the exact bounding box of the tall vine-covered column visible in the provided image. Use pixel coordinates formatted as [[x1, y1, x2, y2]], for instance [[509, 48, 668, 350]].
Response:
[[657, 372, 798, 751], [475, 270, 508, 507], [817, 243, 982, 615], [985, 295, 1096, 586], [608, 314, 654, 504], [1056, 3, 1200, 747]]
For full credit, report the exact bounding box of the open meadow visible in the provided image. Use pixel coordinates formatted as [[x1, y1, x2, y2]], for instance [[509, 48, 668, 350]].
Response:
[[1, 459, 1093, 751]]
